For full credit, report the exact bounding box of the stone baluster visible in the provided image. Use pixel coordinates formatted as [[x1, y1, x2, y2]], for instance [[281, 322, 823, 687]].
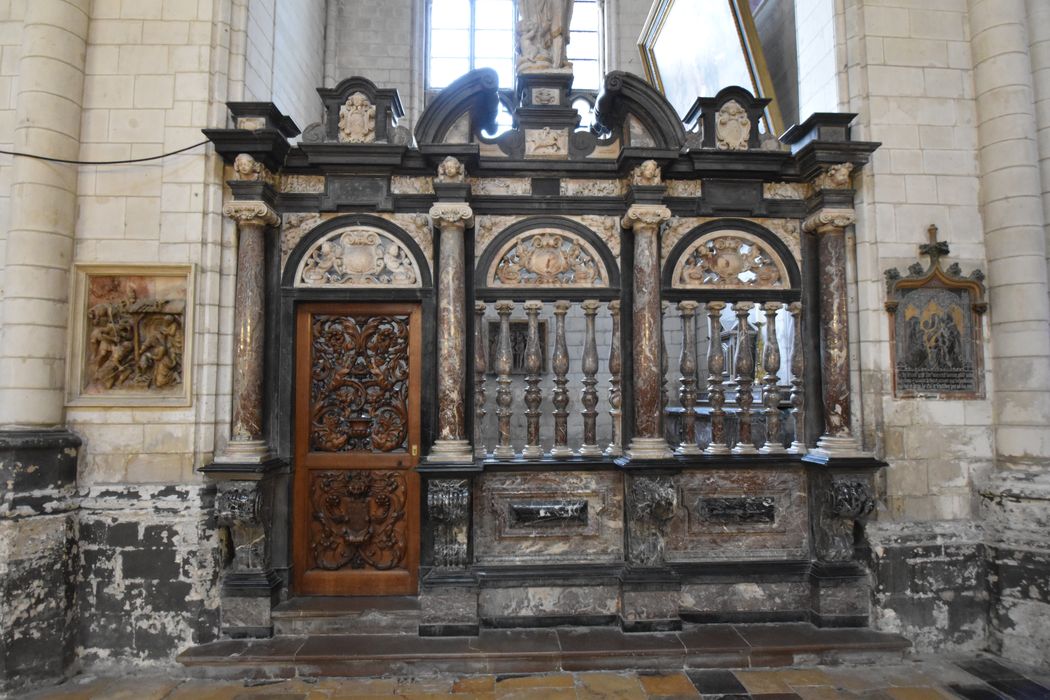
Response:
[[705, 302, 730, 454], [732, 302, 757, 454], [661, 301, 670, 415], [493, 301, 516, 459], [623, 204, 673, 459], [522, 300, 544, 459], [803, 209, 862, 457], [474, 302, 488, 459], [787, 301, 806, 453], [676, 301, 701, 454], [579, 299, 602, 456], [428, 203, 475, 463], [605, 300, 623, 456], [760, 302, 786, 453], [550, 300, 572, 458], [217, 201, 280, 462]]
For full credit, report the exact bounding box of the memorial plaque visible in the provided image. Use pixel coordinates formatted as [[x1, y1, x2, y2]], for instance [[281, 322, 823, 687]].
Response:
[[885, 226, 986, 399]]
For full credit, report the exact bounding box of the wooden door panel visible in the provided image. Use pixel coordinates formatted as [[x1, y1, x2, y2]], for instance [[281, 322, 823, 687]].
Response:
[[293, 302, 421, 596]]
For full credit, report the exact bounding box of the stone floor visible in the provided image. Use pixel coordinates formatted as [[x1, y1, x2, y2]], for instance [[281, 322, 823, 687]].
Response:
[[20, 656, 1050, 699]]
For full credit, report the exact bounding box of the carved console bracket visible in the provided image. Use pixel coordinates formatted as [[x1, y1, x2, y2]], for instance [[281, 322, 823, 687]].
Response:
[[810, 469, 878, 563], [625, 474, 678, 567], [427, 478, 471, 568]]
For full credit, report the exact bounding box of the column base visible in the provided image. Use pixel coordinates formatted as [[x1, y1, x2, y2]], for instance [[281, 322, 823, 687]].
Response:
[[676, 443, 703, 456], [427, 439, 475, 464], [578, 444, 603, 457], [809, 434, 865, 459], [213, 439, 271, 464], [550, 446, 574, 458], [604, 444, 623, 457], [521, 445, 544, 459], [787, 441, 807, 454], [626, 437, 674, 460], [704, 443, 731, 455], [759, 443, 788, 455]]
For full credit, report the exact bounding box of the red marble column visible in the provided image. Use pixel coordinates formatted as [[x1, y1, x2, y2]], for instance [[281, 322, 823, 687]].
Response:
[[623, 204, 673, 459], [216, 201, 278, 463], [428, 203, 475, 463], [804, 208, 862, 458]]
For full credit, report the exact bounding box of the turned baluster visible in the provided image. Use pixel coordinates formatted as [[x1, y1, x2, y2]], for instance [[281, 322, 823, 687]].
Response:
[[732, 302, 757, 454], [522, 300, 544, 458], [704, 302, 730, 454], [605, 300, 623, 456], [493, 301, 515, 459], [550, 300, 572, 458], [474, 302, 488, 459], [660, 300, 670, 414], [579, 299, 602, 456], [787, 301, 806, 453], [760, 302, 786, 453], [676, 301, 702, 454]]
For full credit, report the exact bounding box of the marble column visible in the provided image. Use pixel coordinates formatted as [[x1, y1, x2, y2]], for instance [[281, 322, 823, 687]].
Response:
[[428, 203, 475, 463], [804, 209, 862, 458], [216, 201, 279, 462], [624, 205, 673, 459]]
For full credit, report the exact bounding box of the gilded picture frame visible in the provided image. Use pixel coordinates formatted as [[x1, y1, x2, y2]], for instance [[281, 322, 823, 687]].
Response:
[[638, 0, 784, 135], [66, 263, 195, 407]]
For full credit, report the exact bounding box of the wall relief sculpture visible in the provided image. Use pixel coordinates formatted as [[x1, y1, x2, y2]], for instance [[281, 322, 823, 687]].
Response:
[[68, 264, 193, 406], [281, 213, 324, 269], [310, 313, 410, 453], [524, 127, 568, 158], [295, 227, 421, 288], [427, 479, 470, 568], [487, 230, 608, 287], [338, 92, 376, 143], [715, 100, 751, 151], [309, 469, 407, 571], [885, 225, 986, 398], [672, 231, 788, 289]]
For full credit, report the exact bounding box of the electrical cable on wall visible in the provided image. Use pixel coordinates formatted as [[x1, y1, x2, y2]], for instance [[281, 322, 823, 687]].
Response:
[[0, 140, 211, 166]]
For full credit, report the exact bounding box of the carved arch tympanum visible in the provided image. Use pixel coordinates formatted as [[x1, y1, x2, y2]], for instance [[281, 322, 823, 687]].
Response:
[[664, 221, 800, 291], [294, 226, 423, 288]]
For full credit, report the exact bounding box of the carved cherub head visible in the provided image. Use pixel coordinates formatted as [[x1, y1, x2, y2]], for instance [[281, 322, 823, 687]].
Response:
[[632, 159, 661, 186], [436, 156, 465, 183], [233, 153, 262, 180]]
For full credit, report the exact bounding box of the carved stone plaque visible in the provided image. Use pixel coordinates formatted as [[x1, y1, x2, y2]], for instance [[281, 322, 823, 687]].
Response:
[[68, 264, 193, 406]]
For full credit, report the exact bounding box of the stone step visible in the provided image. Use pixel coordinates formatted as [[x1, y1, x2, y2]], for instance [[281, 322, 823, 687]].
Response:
[[178, 622, 912, 680], [272, 596, 420, 636]]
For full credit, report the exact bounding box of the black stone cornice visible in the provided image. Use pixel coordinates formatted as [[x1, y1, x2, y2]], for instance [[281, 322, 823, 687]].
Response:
[[792, 140, 881, 182], [298, 142, 410, 167], [227, 180, 279, 209], [414, 68, 500, 147], [202, 127, 294, 173], [593, 71, 687, 151]]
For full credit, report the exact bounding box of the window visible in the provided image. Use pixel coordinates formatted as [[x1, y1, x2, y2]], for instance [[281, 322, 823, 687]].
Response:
[[427, 0, 603, 91]]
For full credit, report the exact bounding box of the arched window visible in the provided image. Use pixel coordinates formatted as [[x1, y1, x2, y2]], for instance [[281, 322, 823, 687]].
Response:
[[427, 0, 604, 92]]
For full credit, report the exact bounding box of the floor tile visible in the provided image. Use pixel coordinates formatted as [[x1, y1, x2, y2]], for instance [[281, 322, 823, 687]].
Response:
[[638, 671, 701, 697], [685, 670, 749, 695], [955, 660, 1024, 683], [986, 678, 1050, 700], [735, 671, 794, 694], [454, 675, 497, 692], [495, 672, 575, 689], [947, 686, 1008, 700]]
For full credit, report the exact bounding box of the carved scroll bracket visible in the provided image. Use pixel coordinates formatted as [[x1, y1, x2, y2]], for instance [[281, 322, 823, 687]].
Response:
[[815, 476, 876, 562]]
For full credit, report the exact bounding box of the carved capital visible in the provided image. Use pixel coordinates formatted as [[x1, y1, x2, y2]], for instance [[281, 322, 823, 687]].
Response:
[[223, 200, 279, 227], [429, 203, 474, 229], [813, 162, 854, 190], [621, 204, 672, 230], [802, 208, 855, 234]]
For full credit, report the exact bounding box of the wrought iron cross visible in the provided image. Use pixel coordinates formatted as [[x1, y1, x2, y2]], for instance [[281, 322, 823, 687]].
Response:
[[918, 224, 950, 269]]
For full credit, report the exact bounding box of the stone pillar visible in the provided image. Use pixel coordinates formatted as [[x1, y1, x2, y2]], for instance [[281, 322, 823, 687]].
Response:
[[804, 209, 863, 458], [623, 204, 673, 460], [0, 0, 89, 427], [215, 202, 279, 462], [427, 203, 475, 463], [971, 0, 1050, 467]]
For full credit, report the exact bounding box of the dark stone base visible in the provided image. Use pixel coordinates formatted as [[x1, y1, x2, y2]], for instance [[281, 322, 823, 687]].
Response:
[[621, 618, 682, 632], [418, 623, 480, 637]]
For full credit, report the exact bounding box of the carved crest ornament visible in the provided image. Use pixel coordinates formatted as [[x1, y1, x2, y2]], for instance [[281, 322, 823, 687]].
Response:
[[338, 92, 376, 143], [295, 227, 421, 288], [672, 231, 788, 289], [487, 230, 608, 287], [715, 99, 751, 151]]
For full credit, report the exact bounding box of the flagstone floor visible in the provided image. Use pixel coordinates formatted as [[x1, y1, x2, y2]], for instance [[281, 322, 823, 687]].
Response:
[[20, 656, 1050, 699]]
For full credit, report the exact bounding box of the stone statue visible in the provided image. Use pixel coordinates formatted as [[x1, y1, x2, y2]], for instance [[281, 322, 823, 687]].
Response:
[[516, 0, 573, 72]]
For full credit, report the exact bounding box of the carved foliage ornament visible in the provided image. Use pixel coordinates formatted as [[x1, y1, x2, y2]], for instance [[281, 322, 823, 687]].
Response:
[[715, 99, 751, 151], [338, 92, 376, 143], [310, 469, 407, 571], [672, 231, 789, 289], [310, 314, 410, 453], [296, 227, 421, 288], [488, 230, 608, 287]]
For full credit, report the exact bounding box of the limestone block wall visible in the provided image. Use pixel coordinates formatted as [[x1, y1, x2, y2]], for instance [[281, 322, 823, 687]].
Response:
[[0, 0, 25, 331], [795, 0, 840, 116]]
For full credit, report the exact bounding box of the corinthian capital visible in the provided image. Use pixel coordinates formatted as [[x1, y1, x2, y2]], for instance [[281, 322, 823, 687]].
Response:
[[802, 208, 856, 234], [621, 204, 672, 230], [222, 200, 279, 227], [429, 203, 474, 228]]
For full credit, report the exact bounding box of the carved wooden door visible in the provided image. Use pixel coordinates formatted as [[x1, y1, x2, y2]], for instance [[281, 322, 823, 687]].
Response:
[[293, 302, 421, 595]]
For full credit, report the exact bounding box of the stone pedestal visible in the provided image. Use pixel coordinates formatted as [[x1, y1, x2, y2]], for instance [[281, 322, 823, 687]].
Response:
[[428, 203, 475, 463], [215, 201, 279, 463], [621, 569, 682, 632], [623, 204, 673, 460], [419, 573, 480, 637]]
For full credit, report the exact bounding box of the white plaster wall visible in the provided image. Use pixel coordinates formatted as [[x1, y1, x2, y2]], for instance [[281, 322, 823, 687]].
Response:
[[610, 0, 651, 76], [272, 0, 326, 130], [796, 0, 840, 115]]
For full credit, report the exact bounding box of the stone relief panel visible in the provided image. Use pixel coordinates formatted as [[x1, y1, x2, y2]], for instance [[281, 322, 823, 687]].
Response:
[[377, 213, 434, 267], [560, 179, 625, 197], [763, 182, 808, 200], [470, 177, 531, 196], [524, 127, 568, 159], [338, 92, 376, 143], [281, 213, 325, 269], [67, 264, 193, 406], [486, 229, 609, 288], [666, 180, 703, 198], [715, 100, 750, 150], [475, 215, 523, 255], [473, 471, 624, 565], [575, 215, 621, 263], [295, 227, 422, 288], [664, 469, 808, 561], [671, 230, 790, 289], [280, 174, 326, 193], [390, 176, 435, 195]]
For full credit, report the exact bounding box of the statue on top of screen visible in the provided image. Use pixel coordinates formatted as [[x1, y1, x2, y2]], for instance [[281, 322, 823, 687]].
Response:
[[516, 0, 574, 73]]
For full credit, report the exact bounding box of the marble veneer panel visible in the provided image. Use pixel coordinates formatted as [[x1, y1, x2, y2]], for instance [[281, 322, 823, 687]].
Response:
[[479, 585, 620, 621], [665, 468, 808, 561], [474, 471, 624, 565]]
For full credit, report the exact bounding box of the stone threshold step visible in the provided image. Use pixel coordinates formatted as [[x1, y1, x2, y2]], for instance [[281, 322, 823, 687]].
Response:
[[177, 622, 911, 679], [272, 596, 421, 635]]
